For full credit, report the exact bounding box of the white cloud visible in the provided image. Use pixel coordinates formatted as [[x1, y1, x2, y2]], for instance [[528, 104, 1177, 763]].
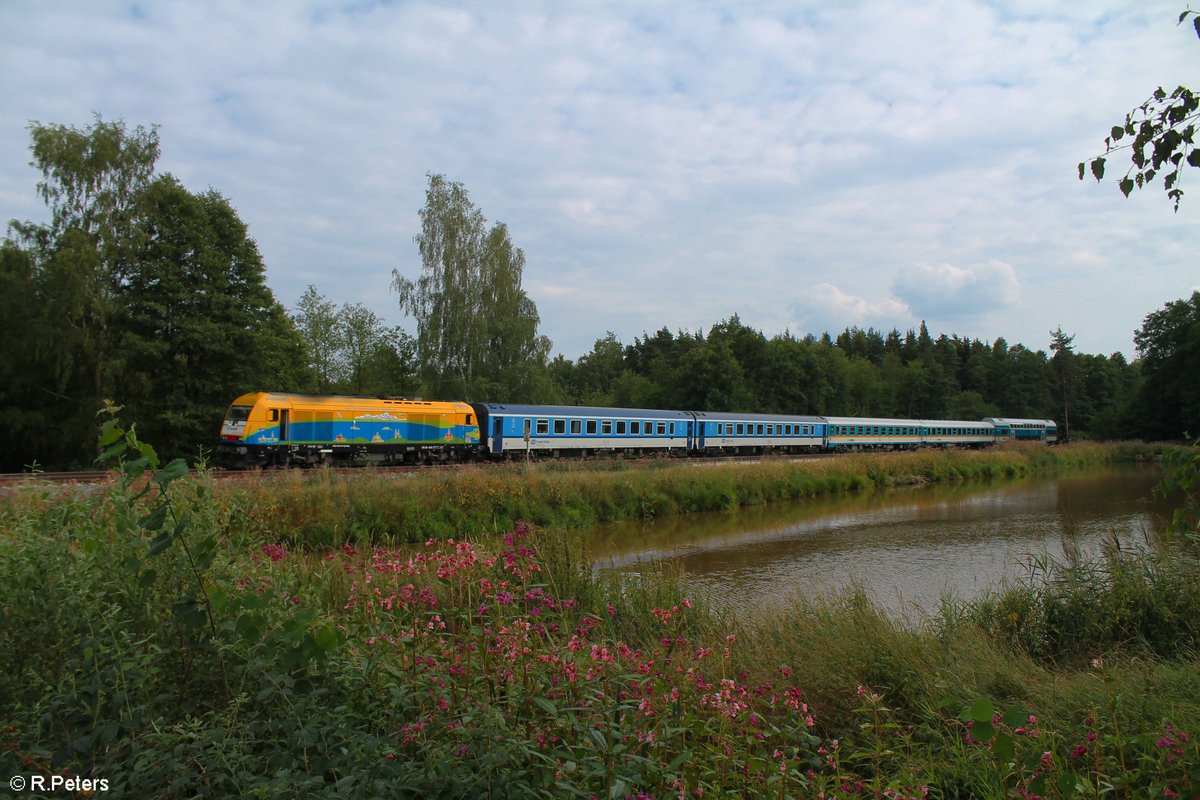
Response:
[[891, 261, 1022, 319]]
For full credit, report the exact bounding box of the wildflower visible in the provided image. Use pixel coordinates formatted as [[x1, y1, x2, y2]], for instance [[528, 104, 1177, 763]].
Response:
[[262, 543, 287, 562], [1070, 744, 1088, 759]]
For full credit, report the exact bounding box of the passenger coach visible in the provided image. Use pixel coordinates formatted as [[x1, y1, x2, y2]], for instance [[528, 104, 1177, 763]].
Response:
[[692, 411, 825, 454], [471, 403, 694, 458], [824, 417, 995, 449], [983, 417, 1058, 444]]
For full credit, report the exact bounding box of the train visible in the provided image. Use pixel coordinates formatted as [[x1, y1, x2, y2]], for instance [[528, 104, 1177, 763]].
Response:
[[215, 391, 1057, 468]]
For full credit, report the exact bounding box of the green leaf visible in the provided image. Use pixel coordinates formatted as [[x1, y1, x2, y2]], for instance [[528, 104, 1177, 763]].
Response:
[[156, 458, 189, 485], [146, 529, 175, 557], [963, 697, 994, 723], [1120, 177, 1135, 197], [970, 720, 995, 742], [1090, 157, 1105, 181], [98, 421, 123, 447], [1001, 705, 1030, 728], [1077, 162, 1086, 180], [1187, 149, 1200, 168], [1110, 126, 1124, 141], [533, 695, 558, 715], [992, 732, 1015, 762], [139, 506, 167, 531]]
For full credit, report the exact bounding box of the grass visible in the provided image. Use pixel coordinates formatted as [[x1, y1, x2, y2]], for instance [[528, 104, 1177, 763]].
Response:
[[200, 441, 1153, 547]]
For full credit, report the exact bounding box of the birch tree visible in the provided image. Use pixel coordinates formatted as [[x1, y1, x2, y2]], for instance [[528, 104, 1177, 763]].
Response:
[[392, 174, 550, 401]]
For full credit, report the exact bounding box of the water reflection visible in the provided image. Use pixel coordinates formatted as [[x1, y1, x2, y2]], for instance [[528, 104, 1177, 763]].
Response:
[[589, 466, 1173, 621]]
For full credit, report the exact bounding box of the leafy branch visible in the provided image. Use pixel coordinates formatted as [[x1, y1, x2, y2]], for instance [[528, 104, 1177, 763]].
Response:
[[1079, 10, 1200, 211]]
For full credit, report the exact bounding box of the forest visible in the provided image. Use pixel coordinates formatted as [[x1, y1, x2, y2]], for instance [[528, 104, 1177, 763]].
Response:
[[2, 117, 1197, 471]]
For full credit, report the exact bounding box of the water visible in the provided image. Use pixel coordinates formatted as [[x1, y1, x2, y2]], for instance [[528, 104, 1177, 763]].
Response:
[[588, 465, 1175, 621]]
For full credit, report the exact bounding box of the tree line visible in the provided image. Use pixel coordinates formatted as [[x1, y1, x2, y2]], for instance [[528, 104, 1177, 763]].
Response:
[[1, 116, 1196, 471], [547, 318, 1146, 441]]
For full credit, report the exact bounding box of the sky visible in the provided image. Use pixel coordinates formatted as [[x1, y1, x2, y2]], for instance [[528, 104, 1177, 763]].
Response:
[[1, 1, 1196, 362]]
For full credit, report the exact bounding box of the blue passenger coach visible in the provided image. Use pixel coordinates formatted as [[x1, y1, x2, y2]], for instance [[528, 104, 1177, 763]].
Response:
[[692, 411, 825, 454], [470, 403, 694, 458], [983, 418, 1058, 444]]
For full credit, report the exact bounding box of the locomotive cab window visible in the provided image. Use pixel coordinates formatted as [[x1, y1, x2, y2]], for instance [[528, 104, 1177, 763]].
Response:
[[269, 409, 280, 422], [227, 406, 252, 423]]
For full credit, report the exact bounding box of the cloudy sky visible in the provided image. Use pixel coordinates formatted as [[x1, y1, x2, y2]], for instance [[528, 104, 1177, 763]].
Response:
[[1, 1, 1196, 361]]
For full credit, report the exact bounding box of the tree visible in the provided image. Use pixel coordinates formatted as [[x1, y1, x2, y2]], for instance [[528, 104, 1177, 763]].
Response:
[[15, 116, 161, 401], [1049, 327, 1077, 441], [117, 176, 310, 458], [294, 285, 344, 392], [338, 302, 389, 395], [1080, 11, 1199, 210], [393, 174, 550, 400], [2, 117, 161, 468], [1132, 291, 1200, 439]]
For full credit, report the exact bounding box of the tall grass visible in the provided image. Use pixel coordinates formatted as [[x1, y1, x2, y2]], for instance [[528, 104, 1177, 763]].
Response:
[[213, 442, 1134, 547]]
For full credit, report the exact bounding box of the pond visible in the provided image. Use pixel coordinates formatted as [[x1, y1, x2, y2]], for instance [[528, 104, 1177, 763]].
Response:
[[588, 464, 1175, 620]]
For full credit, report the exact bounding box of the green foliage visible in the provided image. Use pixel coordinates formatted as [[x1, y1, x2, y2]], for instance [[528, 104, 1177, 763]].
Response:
[[1156, 438, 1200, 542], [1132, 291, 1200, 441], [1080, 11, 1200, 211], [117, 176, 311, 459], [292, 284, 419, 396], [392, 173, 553, 401], [550, 317, 1137, 437], [1, 117, 309, 469], [1, 419, 1199, 796]]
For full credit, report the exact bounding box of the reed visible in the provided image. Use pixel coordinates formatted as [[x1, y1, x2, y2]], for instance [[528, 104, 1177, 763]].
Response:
[[216, 442, 1127, 546]]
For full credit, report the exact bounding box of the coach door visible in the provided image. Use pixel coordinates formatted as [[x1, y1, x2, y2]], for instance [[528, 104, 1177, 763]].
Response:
[[492, 417, 504, 455]]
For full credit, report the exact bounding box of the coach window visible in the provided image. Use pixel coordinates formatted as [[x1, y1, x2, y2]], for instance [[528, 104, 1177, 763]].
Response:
[[601, 421, 611, 435], [616, 421, 627, 434], [630, 421, 640, 435], [536, 419, 549, 435], [586, 420, 597, 435], [570, 420, 582, 434], [656, 422, 666, 435], [554, 420, 566, 434]]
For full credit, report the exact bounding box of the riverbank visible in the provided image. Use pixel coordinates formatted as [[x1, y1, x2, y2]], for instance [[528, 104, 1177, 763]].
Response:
[[217, 441, 1162, 545], [1, 439, 1197, 796]]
